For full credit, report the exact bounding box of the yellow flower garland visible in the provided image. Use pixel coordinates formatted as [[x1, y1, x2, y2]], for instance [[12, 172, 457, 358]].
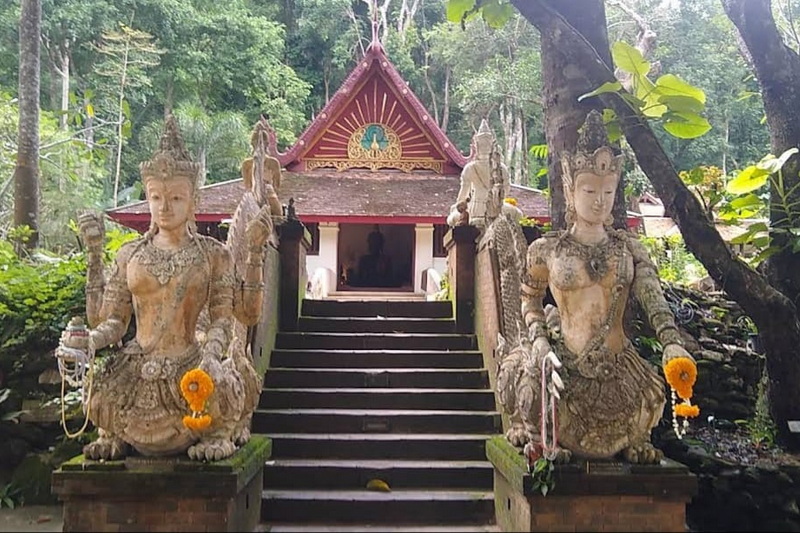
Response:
[[674, 403, 700, 418], [183, 414, 212, 431], [664, 357, 696, 400], [663, 356, 700, 438], [180, 368, 214, 431], [503, 197, 518, 206]]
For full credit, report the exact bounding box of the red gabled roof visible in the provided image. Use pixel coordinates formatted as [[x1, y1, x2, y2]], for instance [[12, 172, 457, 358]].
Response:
[[107, 172, 553, 231], [275, 41, 467, 175]]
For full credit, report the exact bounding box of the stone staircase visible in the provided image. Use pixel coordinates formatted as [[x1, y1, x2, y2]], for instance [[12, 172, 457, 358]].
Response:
[[256, 299, 500, 531]]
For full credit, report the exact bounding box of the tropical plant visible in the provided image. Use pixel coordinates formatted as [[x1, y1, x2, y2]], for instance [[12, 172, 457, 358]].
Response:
[[640, 235, 709, 284], [579, 41, 711, 142], [0, 482, 22, 509], [722, 148, 800, 265]]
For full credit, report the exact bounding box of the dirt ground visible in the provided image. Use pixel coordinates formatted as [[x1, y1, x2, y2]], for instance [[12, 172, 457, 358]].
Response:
[[0, 504, 62, 532]]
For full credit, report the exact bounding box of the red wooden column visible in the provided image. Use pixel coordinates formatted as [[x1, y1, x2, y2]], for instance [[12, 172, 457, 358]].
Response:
[[444, 225, 481, 334], [277, 219, 311, 332]]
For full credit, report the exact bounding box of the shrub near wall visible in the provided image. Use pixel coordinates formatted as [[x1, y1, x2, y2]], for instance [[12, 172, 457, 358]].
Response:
[[0, 241, 87, 394]]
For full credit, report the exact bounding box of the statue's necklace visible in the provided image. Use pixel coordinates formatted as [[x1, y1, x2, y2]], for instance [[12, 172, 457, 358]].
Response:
[[138, 239, 204, 285], [565, 233, 619, 282]]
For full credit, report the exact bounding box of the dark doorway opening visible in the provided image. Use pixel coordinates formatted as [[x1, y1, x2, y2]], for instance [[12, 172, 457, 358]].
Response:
[[337, 223, 414, 291]]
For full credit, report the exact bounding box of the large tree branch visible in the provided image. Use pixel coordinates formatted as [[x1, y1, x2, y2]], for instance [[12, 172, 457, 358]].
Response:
[[722, 0, 800, 152], [510, 0, 626, 230], [723, 0, 800, 307], [608, 0, 660, 90], [521, 0, 800, 447], [522, 0, 797, 333]]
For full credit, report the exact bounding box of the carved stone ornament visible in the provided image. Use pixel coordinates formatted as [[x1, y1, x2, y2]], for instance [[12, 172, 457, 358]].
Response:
[[492, 110, 685, 465], [447, 120, 509, 229], [57, 116, 266, 462]]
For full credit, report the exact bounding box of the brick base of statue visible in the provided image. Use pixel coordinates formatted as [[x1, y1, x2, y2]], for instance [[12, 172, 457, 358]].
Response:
[[487, 436, 697, 532], [52, 435, 271, 532]]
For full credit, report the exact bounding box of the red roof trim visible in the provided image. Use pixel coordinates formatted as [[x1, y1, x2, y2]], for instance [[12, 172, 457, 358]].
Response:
[[109, 211, 639, 230], [280, 43, 467, 170], [300, 215, 446, 224]]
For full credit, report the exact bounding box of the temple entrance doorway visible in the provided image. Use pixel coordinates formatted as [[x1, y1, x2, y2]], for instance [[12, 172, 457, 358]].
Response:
[[337, 223, 414, 291]]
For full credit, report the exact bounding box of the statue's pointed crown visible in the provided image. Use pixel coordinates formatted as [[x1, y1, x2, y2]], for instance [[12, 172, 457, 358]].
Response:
[[474, 118, 494, 145], [140, 115, 201, 188], [561, 110, 623, 189], [250, 116, 272, 155]]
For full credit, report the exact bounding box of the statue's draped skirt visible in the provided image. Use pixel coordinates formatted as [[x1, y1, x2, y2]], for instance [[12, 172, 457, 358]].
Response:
[[555, 339, 665, 459], [88, 340, 244, 456]]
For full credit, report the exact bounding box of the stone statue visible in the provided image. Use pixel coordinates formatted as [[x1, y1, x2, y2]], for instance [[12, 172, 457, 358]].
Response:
[[495, 111, 695, 464], [447, 120, 509, 228], [60, 116, 270, 462], [449, 200, 470, 227], [241, 116, 284, 224]]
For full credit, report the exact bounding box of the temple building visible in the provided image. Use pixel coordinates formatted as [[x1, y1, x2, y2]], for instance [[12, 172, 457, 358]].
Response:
[[108, 35, 549, 296]]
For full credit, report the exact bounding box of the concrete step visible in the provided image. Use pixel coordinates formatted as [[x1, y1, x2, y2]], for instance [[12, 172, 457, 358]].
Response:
[[270, 349, 482, 369], [260, 388, 496, 411], [264, 524, 499, 532], [303, 299, 452, 318], [323, 291, 427, 302], [275, 332, 476, 351], [252, 408, 501, 434], [267, 433, 490, 461], [263, 368, 490, 389], [298, 317, 456, 334], [261, 489, 494, 524], [263, 459, 493, 490]]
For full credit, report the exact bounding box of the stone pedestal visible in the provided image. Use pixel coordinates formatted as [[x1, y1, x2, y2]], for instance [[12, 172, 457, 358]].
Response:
[[444, 225, 481, 334], [487, 436, 697, 532], [52, 435, 272, 532]]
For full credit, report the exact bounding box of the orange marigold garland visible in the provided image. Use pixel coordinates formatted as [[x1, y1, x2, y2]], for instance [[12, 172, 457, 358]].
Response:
[[503, 197, 518, 206], [180, 368, 214, 432], [664, 356, 700, 439]]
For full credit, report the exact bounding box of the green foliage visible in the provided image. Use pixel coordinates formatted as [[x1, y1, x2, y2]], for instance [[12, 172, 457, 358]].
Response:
[[0, 240, 87, 361], [445, 0, 514, 30], [0, 222, 133, 379], [680, 165, 727, 218], [529, 456, 555, 497], [735, 369, 777, 448], [0, 388, 27, 424], [639, 235, 708, 284], [137, 105, 250, 185], [722, 148, 800, 265], [0, 92, 108, 251], [636, 335, 663, 357], [435, 271, 451, 302], [581, 41, 711, 141], [0, 482, 22, 509], [610, 0, 768, 174]]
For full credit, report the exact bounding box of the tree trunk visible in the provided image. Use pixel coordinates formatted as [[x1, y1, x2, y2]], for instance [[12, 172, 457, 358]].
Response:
[[519, 0, 800, 449], [59, 43, 70, 131], [511, 0, 626, 230], [13, 0, 41, 250], [324, 61, 331, 104], [441, 67, 451, 133], [515, 110, 526, 185], [722, 115, 729, 176], [84, 95, 95, 149], [113, 40, 131, 208], [47, 56, 58, 113], [722, 0, 800, 309], [397, 0, 421, 37], [422, 53, 440, 127], [198, 146, 207, 191]]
